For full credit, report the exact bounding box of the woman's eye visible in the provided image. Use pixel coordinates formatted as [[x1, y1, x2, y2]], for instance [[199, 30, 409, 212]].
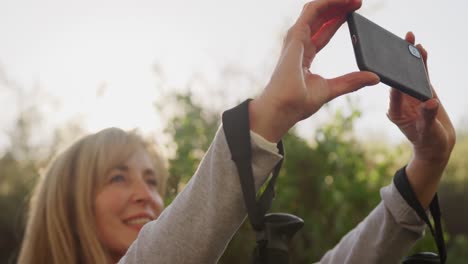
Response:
[[146, 178, 158, 187], [110, 174, 126, 183]]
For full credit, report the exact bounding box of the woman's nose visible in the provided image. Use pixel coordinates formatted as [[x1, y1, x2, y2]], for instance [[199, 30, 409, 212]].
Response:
[[132, 179, 154, 203], [131, 178, 164, 216]]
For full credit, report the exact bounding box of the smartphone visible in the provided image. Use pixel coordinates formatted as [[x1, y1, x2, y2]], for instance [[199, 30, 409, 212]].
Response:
[[347, 12, 433, 101]]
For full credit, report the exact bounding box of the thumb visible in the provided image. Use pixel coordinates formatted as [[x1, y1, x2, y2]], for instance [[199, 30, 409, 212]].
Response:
[[327, 71, 380, 101]]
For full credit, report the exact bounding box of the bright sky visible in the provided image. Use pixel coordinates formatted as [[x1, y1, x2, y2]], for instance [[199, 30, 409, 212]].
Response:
[[0, 0, 467, 147]]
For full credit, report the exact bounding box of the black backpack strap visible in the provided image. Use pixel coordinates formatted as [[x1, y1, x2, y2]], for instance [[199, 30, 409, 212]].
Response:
[[222, 99, 284, 233], [394, 167, 447, 264]]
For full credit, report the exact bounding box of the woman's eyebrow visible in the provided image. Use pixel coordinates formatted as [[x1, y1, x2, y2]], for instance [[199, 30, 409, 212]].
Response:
[[113, 165, 129, 171], [143, 168, 156, 177]]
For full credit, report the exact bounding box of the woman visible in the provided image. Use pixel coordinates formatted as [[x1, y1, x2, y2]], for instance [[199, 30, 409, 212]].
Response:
[[19, 0, 455, 263], [18, 128, 167, 263]]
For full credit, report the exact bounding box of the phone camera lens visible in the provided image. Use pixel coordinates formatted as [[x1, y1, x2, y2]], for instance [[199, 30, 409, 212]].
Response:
[[408, 45, 421, 58]]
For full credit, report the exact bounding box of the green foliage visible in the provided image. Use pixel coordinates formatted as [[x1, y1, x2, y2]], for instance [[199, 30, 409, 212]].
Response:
[[435, 131, 468, 261], [0, 112, 44, 263], [444, 130, 468, 186], [0, 152, 38, 263], [0, 105, 85, 263], [280, 109, 394, 262], [161, 93, 220, 203], [438, 131, 468, 261], [446, 235, 468, 263]]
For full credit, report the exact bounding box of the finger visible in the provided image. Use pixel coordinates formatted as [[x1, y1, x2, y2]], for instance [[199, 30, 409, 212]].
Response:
[[326, 71, 380, 100], [418, 99, 447, 146], [387, 88, 404, 118], [298, 0, 361, 34], [416, 43, 429, 73], [412, 42, 453, 133], [407, 32, 430, 80], [404, 33, 455, 141], [406, 31, 427, 69], [405, 31, 415, 45], [291, 0, 360, 68], [276, 39, 305, 77], [311, 16, 347, 52], [429, 88, 455, 135], [421, 98, 439, 127], [282, 23, 316, 68]]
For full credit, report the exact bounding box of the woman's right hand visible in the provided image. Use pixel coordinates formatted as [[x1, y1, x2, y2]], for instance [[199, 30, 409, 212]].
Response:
[[250, 0, 379, 142]]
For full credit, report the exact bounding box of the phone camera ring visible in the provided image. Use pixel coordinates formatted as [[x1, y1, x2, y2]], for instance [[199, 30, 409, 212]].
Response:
[[408, 45, 421, 58]]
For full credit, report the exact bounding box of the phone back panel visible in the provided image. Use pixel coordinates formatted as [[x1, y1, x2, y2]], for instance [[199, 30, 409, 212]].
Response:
[[347, 12, 432, 101]]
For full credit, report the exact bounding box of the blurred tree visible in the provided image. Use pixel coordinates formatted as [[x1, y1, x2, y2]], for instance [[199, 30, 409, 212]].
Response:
[[445, 235, 468, 264], [443, 129, 468, 185], [0, 118, 87, 263], [0, 109, 46, 263], [439, 130, 468, 261], [0, 137, 37, 263], [159, 92, 220, 203], [0, 68, 86, 263]]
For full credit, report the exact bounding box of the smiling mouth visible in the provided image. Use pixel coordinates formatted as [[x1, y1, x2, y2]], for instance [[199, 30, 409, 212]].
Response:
[[124, 217, 153, 226]]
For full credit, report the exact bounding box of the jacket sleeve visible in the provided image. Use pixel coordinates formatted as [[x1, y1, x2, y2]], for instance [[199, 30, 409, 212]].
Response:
[[119, 126, 283, 264], [319, 182, 426, 264]]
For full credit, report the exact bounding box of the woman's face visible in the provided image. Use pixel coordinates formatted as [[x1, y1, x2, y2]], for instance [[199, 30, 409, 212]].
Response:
[[94, 148, 164, 260]]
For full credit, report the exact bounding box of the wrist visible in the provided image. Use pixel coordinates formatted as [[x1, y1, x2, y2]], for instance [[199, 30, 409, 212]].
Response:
[[407, 158, 447, 176], [249, 96, 296, 143], [411, 130, 455, 164], [405, 157, 447, 208], [412, 147, 452, 166]]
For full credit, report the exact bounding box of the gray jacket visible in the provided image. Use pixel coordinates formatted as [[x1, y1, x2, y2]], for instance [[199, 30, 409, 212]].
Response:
[[120, 127, 425, 263]]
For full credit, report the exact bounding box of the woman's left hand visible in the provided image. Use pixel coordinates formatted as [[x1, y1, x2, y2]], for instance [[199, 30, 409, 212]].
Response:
[[387, 32, 456, 208]]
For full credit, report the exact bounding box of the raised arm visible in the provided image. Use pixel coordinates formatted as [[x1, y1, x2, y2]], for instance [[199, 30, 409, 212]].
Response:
[[321, 33, 455, 263], [388, 32, 456, 209]]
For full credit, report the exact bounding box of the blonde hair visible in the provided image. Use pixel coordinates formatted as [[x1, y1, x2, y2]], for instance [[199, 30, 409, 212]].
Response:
[[18, 128, 167, 264]]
